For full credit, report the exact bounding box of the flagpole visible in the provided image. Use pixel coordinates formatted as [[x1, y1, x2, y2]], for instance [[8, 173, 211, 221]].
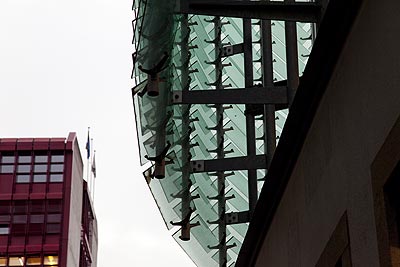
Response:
[[92, 150, 96, 203], [90, 138, 94, 201]]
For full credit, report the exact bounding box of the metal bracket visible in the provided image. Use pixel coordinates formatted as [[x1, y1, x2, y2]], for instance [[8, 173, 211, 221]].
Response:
[[190, 160, 204, 172]]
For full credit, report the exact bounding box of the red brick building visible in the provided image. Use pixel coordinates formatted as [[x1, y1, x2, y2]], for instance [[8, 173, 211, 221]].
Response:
[[0, 133, 97, 267]]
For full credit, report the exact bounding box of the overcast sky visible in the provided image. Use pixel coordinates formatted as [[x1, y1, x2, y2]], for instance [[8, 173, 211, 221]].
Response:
[[0, 0, 195, 266]]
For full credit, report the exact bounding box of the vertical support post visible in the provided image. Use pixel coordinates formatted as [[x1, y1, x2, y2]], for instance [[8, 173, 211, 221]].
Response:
[[260, 2, 276, 169], [285, 0, 300, 107], [214, 16, 227, 267], [180, 14, 192, 240], [243, 18, 257, 215]]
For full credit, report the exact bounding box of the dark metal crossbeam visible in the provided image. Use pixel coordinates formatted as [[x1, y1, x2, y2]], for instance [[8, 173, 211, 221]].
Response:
[[171, 86, 288, 105], [180, 1, 321, 23], [222, 43, 244, 57], [190, 155, 267, 173], [225, 211, 250, 225]]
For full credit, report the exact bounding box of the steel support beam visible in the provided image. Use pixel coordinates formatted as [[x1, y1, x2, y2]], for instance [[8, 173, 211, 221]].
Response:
[[260, 2, 277, 170], [171, 86, 288, 105], [180, 1, 321, 23], [179, 15, 192, 241], [243, 17, 258, 216], [190, 155, 267, 173], [225, 211, 250, 225], [221, 43, 244, 57], [213, 16, 227, 267], [285, 0, 300, 107]]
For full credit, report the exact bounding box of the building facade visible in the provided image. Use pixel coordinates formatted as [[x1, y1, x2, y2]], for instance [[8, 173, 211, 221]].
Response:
[[236, 0, 400, 266], [0, 133, 97, 267]]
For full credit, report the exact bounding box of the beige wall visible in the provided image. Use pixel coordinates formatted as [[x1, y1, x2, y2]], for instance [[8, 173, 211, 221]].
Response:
[[255, 0, 400, 266], [66, 140, 83, 267]]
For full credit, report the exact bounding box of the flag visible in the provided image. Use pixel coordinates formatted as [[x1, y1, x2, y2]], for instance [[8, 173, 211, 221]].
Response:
[[85, 132, 90, 159], [91, 153, 96, 178]]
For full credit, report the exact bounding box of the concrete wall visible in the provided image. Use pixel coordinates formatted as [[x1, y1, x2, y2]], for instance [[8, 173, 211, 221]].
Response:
[[65, 137, 83, 267], [255, 0, 400, 266]]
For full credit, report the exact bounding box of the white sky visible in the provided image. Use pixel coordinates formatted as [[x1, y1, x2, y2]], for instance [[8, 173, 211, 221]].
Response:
[[0, 0, 195, 266]]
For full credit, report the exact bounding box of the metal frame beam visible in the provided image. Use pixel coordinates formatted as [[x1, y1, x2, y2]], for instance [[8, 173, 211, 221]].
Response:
[[190, 155, 267, 173], [222, 43, 244, 57], [225, 211, 250, 225], [243, 16, 258, 216], [171, 86, 288, 105], [180, 1, 321, 23], [179, 15, 192, 241]]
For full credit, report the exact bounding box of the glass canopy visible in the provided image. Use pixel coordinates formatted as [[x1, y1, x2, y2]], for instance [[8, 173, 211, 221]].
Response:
[[132, 0, 313, 266]]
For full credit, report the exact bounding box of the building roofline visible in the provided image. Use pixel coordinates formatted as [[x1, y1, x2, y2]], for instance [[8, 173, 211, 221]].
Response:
[[235, 0, 363, 265]]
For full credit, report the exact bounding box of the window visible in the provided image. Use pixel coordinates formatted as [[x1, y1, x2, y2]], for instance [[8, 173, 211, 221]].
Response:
[[0, 202, 10, 214], [13, 201, 27, 214], [34, 164, 47, 173], [47, 200, 62, 213], [17, 165, 30, 173], [26, 256, 41, 265], [50, 174, 63, 183], [16, 175, 30, 183], [371, 117, 400, 267], [316, 213, 352, 267], [0, 257, 6, 266], [30, 201, 45, 213], [34, 155, 48, 163], [18, 155, 31, 164], [8, 257, 24, 266], [43, 255, 58, 266], [0, 154, 15, 174], [13, 215, 27, 224], [51, 155, 64, 163], [0, 224, 9, 235], [0, 165, 14, 174], [11, 224, 26, 235], [50, 164, 63, 173], [33, 174, 46, 183], [0, 215, 10, 223], [46, 224, 60, 234], [30, 215, 44, 223], [1, 155, 15, 164], [28, 224, 44, 235], [47, 214, 61, 223], [384, 163, 400, 265]]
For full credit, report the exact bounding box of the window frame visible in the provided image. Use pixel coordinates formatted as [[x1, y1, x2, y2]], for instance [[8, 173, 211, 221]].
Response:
[[371, 115, 400, 267]]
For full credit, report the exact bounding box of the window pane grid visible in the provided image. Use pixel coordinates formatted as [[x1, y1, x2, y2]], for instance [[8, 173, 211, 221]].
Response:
[[8, 256, 25, 266], [1, 155, 15, 164], [0, 257, 6, 266], [0, 165, 14, 174], [0, 255, 59, 266], [50, 164, 64, 173], [18, 155, 32, 164], [33, 174, 47, 183], [50, 155, 64, 163], [16, 175, 30, 183], [26, 256, 41, 265], [34, 164, 48, 173], [34, 155, 48, 163], [1, 152, 65, 184]]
